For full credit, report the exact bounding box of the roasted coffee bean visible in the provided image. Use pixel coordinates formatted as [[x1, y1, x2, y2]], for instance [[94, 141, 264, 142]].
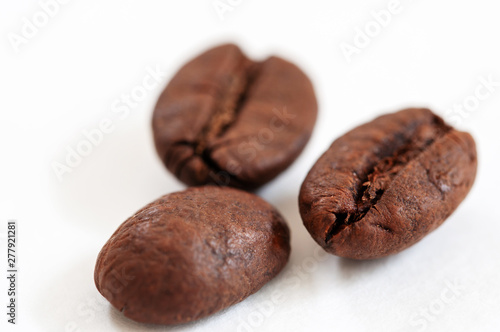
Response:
[[299, 108, 477, 259], [94, 186, 290, 325], [152, 43, 317, 190]]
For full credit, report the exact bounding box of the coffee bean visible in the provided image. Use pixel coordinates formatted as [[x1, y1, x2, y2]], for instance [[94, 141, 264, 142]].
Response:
[[94, 186, 290, 325], [299, 108, 477, 259], [152, 44, 317, 190]]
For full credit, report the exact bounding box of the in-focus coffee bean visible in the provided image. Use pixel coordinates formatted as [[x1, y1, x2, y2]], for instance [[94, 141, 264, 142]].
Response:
[[299, 108, 477, 259], [95, 186, 290, 325]]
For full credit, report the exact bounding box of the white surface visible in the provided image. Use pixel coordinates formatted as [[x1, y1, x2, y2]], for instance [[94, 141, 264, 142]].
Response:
[[1, 0, 500, 331]]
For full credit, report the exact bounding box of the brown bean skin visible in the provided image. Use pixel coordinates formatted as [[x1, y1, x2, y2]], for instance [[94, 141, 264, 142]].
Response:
[[152, 43, 318, 190], [94, 186, 290, 325], [299, 108, 477, 260]]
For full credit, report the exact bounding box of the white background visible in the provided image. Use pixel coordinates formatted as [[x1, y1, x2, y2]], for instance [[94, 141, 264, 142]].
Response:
[[1, 0, 499, 331]]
